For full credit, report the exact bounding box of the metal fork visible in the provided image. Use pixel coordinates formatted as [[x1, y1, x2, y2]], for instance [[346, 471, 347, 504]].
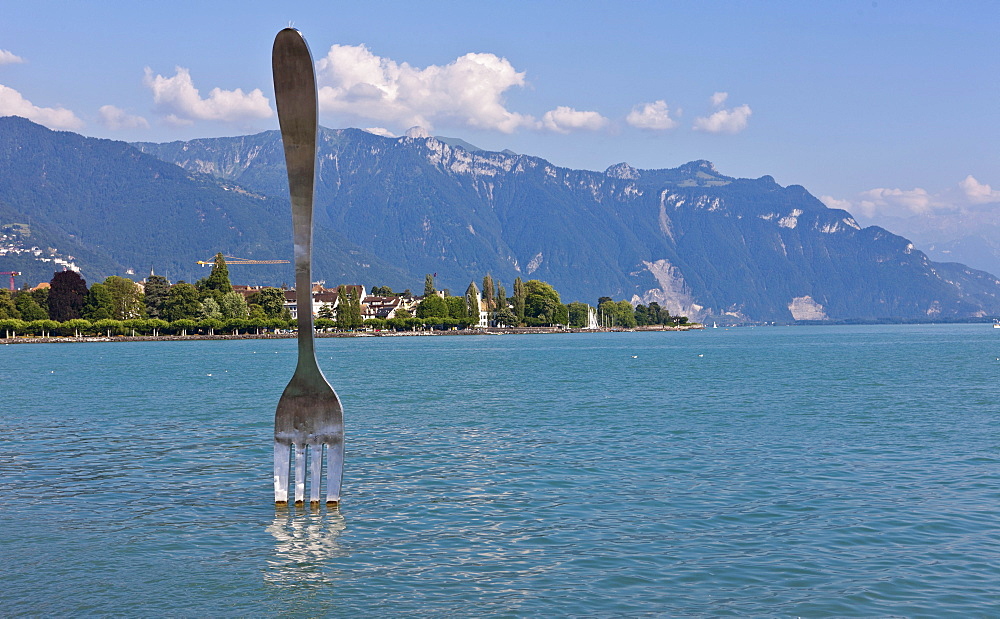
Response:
[[272, 27, 344, 506]]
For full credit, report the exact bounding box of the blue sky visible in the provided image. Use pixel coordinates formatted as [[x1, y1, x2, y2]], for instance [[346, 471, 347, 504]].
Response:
[[2, 1, 998, 230]]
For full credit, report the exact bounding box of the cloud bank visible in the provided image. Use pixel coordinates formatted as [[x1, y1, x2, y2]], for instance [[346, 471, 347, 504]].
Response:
[[0, 84, 83, 129], [541, 106, 609, 133], [98, 105, 149, 130], [143, 67, 272, 125], [693, 92, 751, 133], [626, 100, 678, 130], [821, 175, 1000, 220], [316, 44, 535, 133], [959, 175, 1000, 204], [315, 44, 611, 135]]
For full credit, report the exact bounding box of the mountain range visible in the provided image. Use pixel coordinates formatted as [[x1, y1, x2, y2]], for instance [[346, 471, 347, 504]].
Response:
[[2, 115, 999, 322]]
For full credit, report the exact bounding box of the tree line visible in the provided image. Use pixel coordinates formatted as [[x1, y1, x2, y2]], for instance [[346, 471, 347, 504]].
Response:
[[0, 258, 689, 339], [412, 273, 689, 329], [0, 254, 295, 338]]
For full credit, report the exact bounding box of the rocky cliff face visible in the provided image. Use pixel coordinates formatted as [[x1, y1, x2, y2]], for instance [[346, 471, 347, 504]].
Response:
[[137, 127, 1000, 321]]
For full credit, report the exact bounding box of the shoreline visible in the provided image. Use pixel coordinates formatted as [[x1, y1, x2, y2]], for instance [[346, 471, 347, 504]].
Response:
[[0, 324, 701, 345]]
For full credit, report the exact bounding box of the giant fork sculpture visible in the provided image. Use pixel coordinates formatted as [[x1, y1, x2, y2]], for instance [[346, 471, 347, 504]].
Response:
[[272, 28, 344, 506]]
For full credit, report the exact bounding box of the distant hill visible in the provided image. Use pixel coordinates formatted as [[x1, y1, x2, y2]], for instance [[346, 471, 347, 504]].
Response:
[[2, 115, 999, 321], [136, 126, 1000, 322]]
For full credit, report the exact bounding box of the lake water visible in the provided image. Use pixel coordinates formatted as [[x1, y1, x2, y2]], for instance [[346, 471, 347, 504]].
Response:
[[1, 325, 998, 616]]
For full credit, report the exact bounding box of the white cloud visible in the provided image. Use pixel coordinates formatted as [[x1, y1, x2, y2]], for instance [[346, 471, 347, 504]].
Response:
[[143, 66, 272, 124], [858, 187, 934, 217], [541, 106, 609, 133], [826, 186, 939, 219], [316, 44, 535, 133], [626, 100, 678, 131], [693, 102, 752, 134], [824, 175, 1000, 226], [0, 83, 83, 129], [710, 91, 728, 107], [959, 175, 1000, 204], [0, 50, 25, 65], [363, 127, 397, 137], [97, 104, 149, 130], [819, 195, 854, 211]]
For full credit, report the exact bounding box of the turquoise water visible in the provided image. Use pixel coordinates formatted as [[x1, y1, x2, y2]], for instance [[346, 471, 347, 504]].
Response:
[[1, 325, 998, 616]]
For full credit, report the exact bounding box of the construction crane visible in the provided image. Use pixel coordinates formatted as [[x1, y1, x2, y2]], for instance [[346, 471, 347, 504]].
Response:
[[196, 255, 290, 267], [1, 271, 19, 291]]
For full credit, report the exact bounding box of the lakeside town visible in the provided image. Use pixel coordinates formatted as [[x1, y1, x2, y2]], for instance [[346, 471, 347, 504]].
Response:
[[0, 254, 697, 343]]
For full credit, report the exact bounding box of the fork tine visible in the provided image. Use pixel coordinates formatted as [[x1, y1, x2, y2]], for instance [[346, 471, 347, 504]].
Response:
[[274, 441, 290, 504], [294, 443, 307, 505], [326, 441, 344, 504], [309, 444, 323, 504]]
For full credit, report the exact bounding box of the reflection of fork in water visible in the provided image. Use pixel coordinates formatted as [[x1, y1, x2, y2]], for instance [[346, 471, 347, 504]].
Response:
[[266, 506, 348, 585]]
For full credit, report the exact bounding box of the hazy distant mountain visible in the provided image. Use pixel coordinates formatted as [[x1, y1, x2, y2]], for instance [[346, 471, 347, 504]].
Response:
[[135, 126, 1000, 322], [2, 115, 998, 321], [856, 211, 1000, 279]]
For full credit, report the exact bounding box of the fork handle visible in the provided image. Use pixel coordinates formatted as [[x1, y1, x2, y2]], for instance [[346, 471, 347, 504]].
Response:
[[273, 28, 319, 361]]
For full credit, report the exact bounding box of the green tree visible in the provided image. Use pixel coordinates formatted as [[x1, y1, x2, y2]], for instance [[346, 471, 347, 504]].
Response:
[[445, 296, 466, 320], [14, 291, 47, 321], [29, 319, 59, 337], [147, 318, 169, 337], [200, 317, 224, 336], [465, 281, 480, 323], [164, 282, 201, 321], [524, 280, 563, 325], [567, 301, 590, 328], [81, 283, 114, 321], [494, 307, 517, 327], [248, 304, 266, 321], [248, 287, 286, 319], [497, 284, 507, 310], [62, 318, 91, 337], [122, 318, 146, 337], [92, 318, 123, 337], [615, 300, 638, 328], [30, 287, 49, 315], [482, 274, 495, 312], [424, 273, 435, 297], [144, 275, 170, 319], [48, 270, 88, 321], [416, 294, 448, 318], [335, 285, 362, 329], [512, 277, 526, 325], [199, 297, 223, 320], [0, 318, 27, 338], [171, 318, 197, 336], [370, 285, 394, 296], [634, 304, 650, 326], [0, 290, 21, 320], [219, 291, 249, 319], [198, 253, 233, 295], [103, 276, 145, 320]]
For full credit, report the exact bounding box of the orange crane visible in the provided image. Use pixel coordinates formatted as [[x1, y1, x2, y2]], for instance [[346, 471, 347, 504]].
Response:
[[196, 255, 290, 267], [0, 271, 19, 291]]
